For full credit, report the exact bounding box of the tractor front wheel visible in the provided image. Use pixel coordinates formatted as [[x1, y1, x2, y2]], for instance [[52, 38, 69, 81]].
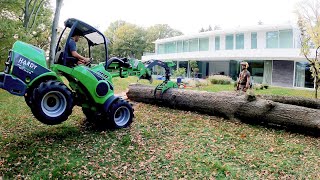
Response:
[[31, 80, 73, 125], [106, 99, 133, 129]]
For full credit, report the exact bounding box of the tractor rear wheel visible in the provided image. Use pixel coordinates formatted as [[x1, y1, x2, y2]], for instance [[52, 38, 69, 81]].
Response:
[[106, 99, 133, 129], [31, 80, 73, 125]]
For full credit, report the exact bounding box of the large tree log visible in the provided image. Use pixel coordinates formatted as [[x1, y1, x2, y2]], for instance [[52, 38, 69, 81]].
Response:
[[127, 84, 320, 133], [258, 95, 320, 109]]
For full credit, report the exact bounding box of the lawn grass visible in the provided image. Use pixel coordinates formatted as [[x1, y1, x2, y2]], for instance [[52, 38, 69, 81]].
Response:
[[113, 76, 317, 98], [195, 84, 317, 98], [0, 77, 319, 179]]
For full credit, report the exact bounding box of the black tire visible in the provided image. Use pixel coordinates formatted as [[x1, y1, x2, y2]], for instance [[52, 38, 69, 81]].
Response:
[[82, 107, 104, 130], [106, 99, 133, 129], [82, 108, 95, 121], [82, 107, 101, 123], [31, 80, 73, 125]]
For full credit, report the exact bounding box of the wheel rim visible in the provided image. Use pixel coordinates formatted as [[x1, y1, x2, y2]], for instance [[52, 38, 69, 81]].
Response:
[[114, 106, 131, 127], [41, 91, 67, 118]]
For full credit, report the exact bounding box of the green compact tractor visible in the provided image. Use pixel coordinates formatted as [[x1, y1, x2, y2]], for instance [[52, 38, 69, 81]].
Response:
[[0, 18, 177, 129]]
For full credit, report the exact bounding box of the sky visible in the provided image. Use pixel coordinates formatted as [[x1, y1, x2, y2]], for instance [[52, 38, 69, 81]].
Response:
[[53, 0, 302, 34]]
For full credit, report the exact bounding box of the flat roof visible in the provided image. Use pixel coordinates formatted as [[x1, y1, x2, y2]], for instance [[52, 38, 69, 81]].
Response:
[[155, 23, 296, 44]]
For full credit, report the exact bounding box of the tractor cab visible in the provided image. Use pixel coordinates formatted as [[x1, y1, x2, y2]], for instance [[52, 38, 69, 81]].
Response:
[[55, 18, 109, 67], [55, 18, 131, 70]]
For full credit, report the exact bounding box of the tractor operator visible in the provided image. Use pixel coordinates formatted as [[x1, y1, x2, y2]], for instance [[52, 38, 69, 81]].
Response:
[[68, 30, 90, 65], [236, 61, 251, 92]]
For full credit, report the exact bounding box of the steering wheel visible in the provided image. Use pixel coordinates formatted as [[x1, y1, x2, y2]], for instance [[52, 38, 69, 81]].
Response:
[[86, 57, 93, 67]]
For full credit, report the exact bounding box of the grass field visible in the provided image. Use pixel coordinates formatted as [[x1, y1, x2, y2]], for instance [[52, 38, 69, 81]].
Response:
[[0, 77, 319, 179]]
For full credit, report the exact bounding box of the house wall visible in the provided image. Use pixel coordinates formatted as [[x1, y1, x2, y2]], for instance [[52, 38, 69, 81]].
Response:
[[143, 24, 315, 88]]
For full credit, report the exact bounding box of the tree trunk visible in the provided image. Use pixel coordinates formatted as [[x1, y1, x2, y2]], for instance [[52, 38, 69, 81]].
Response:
[[48, 0, 63, 68], [127, 84, 320, 134], [315, 78, 318, 99], [258, 95, 320, 109], [23, 0, 30, 28]]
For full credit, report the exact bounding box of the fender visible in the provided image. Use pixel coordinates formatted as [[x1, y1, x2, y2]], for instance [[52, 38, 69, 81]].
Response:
[[28, 72, 61, 87], [103, 95, 120, 113]]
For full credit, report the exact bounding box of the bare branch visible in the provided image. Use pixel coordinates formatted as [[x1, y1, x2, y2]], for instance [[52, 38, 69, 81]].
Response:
[[316, 46, 320, 61], [26, 0, 39, 30], [28, 0, 45, 33], [299, 34, 312, 62], [28, 0, 34, 7], [23, 0, 30, 27], [299, 1, 314, 23], [303, 52, 312, 63]]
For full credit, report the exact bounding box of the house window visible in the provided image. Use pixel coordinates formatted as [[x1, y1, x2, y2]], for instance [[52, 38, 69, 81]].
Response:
[[279, 29, 293, 48], [157, 44, 165, 54], [183, 40, 189, 52], [189, 38, 199, 52], [266, 31, 279, 48], [177, 41, 183, 53], [295, 62, 314, 88], [251, 32, 257, 49], [199, 38, 209, 51], [164, 42, 176, 54], [215, 36, 220, 50], [236, 33, 244, 49], [225, 34, 234, 50], [247, 60, 264, 84]]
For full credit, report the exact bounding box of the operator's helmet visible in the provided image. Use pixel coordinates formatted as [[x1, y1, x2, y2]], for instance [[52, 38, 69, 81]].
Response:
[[240, 61, 249, 69]]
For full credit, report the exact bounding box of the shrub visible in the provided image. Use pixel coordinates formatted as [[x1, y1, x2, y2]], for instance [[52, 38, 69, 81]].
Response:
[[254, 83, 270, 90], [187, 79, 209, 87], [208, 75, 233, 85], [173, 67, 186, 77], [254, 84, 264, 90]]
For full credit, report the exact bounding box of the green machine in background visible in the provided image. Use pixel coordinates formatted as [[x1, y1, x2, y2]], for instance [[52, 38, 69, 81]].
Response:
[[0, 18, 177, 129]]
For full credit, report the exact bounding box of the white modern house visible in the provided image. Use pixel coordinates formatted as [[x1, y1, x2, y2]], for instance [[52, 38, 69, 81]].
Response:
[[142, 23, 314, 88]]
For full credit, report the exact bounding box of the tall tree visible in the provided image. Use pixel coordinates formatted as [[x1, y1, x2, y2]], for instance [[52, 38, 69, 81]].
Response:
[[105, 20, 127, 41], [112, 24, 146, 59], [207, 25, 212, 31], [49, 0, 63, 67], [145, 24, 183, 53], [104, 20, 127, 57], [0, 0, 53, 70], [23, 0, 47, 32], [296, 0, 320, 98], [105, 21, 183, 59], [199, 25, 214, 32]]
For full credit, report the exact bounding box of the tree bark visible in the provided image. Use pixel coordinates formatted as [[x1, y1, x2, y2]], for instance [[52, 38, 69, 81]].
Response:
[[127, 84, 320, 133], [23, 0, 30, 28], [48, 0, 63, 68], [258, 94, 320, 109]]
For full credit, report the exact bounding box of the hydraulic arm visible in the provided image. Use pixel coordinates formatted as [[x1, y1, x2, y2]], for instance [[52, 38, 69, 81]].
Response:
[[105, 58, 178, 95]]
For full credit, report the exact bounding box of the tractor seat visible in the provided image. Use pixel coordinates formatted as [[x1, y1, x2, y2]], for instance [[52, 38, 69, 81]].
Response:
[[54, 50, 79, 67]]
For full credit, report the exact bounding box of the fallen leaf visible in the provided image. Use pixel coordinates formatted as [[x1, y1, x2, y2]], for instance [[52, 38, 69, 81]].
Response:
[[268, 147, 274, 153]]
